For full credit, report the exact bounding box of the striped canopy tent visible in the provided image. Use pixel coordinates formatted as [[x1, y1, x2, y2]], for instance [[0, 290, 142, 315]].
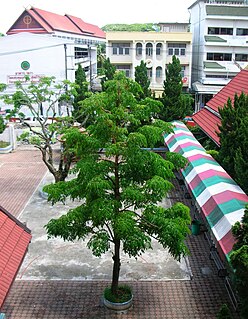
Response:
[[164, 121, 248, 262]]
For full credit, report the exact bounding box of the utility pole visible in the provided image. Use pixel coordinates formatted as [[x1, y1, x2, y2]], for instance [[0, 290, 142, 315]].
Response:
[[64, 44, 70, 116], [88, 44, 92, 91]]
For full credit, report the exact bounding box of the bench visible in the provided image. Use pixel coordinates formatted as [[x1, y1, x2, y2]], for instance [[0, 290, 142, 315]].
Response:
[[209, 249, 228, 277], [225, 277, 240, 310]]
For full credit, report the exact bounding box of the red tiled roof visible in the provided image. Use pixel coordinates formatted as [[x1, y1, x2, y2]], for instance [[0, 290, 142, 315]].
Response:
[[30, 7, 83, 35], [0, 206, 31, 309], [206, 69, 248, 113], [7, 7, 106, 39], [65, 15, 105, 38], [192, 108, 221, 146]]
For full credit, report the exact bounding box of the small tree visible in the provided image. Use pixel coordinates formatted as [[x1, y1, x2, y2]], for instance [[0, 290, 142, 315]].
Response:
[[100, 57, 116, 90], [230, 206, 248, 318], [218, 92, 248, 191], [97, 43, 106, 72], [134, 60, 151, 100], [160, 55, 193, 121], [0, 76, 76, 182], [73, 64, 90, 123], [44, 72, 191, 299]]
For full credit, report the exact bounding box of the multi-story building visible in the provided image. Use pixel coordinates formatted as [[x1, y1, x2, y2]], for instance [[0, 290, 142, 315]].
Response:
[[106, 29, 192, 97], [0, 6, 105, 116], [189, 0, 248, 111]]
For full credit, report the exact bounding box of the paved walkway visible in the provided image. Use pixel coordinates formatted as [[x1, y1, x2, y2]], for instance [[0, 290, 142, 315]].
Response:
[[0, 145, 241, 319]]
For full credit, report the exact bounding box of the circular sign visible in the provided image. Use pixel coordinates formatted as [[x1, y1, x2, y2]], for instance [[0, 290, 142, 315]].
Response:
[[21, 61, 30, 70], [23, 15, 32, 25], [182, 77, 188, 83]]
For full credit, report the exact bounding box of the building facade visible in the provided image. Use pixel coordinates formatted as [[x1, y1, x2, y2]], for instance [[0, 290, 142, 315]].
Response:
[[0, 7, 105, 117], [106, 29, 192, 97], [189, 0, 248, 111]]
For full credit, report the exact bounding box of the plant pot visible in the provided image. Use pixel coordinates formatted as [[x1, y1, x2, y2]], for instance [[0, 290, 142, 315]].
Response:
[[0, 143, 12, 154], [103, 294, 133, 311]]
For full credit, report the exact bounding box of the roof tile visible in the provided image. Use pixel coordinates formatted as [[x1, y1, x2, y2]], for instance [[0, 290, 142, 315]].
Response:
[[0, 206, 31, 308]]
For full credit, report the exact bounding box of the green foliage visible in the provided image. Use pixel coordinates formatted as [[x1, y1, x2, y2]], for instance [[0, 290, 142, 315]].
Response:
[[206, 150, 219, 162], [0, 140, 10, 148], [73, 64, 90, 123], [102, 23, 156, 32], [217, 304, 232, 319], [0, 76, 77, 182], [100, 57, 116, 90], [97, 43, 106, 71], [0, 116, 6, 133], [218, 92, 248, 193], [160, 55, 193, 121], [134, 60, 152, 100], [230, 207, 248, 318], [45, 72, 191, 296]]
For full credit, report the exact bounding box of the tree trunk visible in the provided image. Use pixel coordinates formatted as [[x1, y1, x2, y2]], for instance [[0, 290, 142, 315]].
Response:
[[111, 239, 121, 295]]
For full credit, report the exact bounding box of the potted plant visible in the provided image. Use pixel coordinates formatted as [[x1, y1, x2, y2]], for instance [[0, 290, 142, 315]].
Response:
[[103, 285, 133, 311], [0, 140, 12, 154]]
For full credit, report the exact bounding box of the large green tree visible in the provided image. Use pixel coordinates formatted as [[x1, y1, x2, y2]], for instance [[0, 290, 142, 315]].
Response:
[[44, 72, 191, 297], [134, 60, 151, 100], [0, 76, 76, 182], [160, 55, 193, 121], [230, 206, 248, 318], [218, 92, 248, 193]]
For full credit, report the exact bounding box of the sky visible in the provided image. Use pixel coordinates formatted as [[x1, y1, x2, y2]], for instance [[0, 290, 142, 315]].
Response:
[[0, 0, 194, 33]]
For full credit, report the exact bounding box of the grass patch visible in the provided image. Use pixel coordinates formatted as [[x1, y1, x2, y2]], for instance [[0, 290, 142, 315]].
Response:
[[104, 285, 132, 303], [0, 140, 10, 148]]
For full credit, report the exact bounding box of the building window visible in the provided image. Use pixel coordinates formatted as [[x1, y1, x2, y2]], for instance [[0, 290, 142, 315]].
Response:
[[116, 65, 131, 77], [236, 28, 248, 36], [180, 66, 186, 77], [147, 68, 152, 78], [168, 43, 186, 56], [136, 43, 142, 55], [146, 43, 153, 56], [112, 43, 130, 55], [156, 43, 162, 56], [156, 66, 162, 78], [207, 52, 232, 61], [75, 47, 88, 59], [208, 27, 233, 35], [235, 54, 248, 61]]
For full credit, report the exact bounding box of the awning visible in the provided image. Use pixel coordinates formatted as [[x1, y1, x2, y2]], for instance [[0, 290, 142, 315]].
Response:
[[192, 81, 224, 94], [164, 121, 248, 262]]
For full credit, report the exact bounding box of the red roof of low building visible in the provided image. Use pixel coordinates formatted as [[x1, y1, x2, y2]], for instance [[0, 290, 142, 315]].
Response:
[[7, 7, 106, 39], [207, 69, 248, 113], [193, 69, 248, 146], [193, 108, 221, 145], [0, 206, 31, 309]]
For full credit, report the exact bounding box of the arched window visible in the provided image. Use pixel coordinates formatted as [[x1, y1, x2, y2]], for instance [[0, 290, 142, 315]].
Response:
[[156, 66, 162, 78], [146, 43, 153, 57], [136, 43, 142, 56], [156, 43, 162, 56]]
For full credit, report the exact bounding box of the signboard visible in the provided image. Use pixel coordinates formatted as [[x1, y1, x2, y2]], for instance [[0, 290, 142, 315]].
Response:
[[7, 72, 44, 84]]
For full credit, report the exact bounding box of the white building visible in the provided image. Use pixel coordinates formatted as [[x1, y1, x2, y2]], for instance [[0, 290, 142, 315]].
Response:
[[0, 7, 105, 117], [189, 0, 248, 111], [106, 28, 192, 97]]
